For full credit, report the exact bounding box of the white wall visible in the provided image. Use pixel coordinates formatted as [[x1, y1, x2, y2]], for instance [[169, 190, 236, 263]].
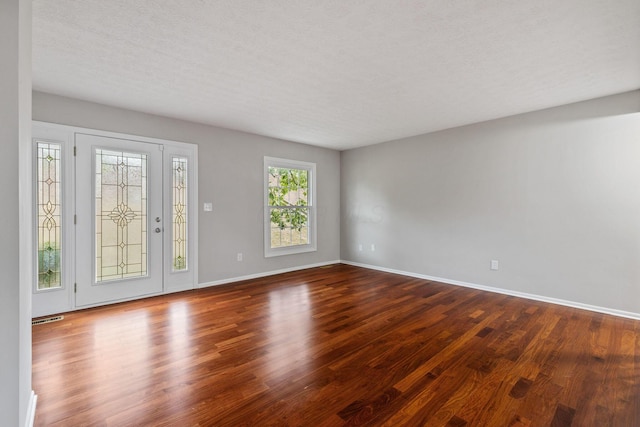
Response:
[[341, 91, 640, 315], [33, 91, 341, 285], [0, 0, 33, 425]]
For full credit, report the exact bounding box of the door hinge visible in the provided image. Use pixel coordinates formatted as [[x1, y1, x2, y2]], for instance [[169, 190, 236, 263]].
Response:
[[74, 283, 77, 293], [74, 214, 77, 225], [73, 146, 77, 156]]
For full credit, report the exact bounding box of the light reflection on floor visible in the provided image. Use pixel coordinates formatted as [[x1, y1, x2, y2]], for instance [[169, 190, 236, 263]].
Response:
[[266, 283, 315, 380], [91, 310, 151, 413]]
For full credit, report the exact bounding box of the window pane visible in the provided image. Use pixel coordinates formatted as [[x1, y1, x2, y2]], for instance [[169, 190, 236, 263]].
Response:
[[270, 207, 309, 248], [95, 149, 148, 282], [172, 157, 188, 271], [36, 142, 62, 290], [268, 167, 308, 207]]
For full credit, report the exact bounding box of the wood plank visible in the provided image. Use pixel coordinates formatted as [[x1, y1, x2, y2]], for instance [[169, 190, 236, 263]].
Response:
[[32, 264, 640, 425]]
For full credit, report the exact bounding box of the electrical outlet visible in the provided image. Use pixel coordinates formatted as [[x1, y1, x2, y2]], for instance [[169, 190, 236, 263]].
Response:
[[490, 260, 499, 271], [237, 253, 243, 262], [203, 202, 213, 212]]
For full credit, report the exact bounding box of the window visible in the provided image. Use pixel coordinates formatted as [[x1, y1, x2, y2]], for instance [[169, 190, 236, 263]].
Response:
[[36, 141, 63, 290], [171, 156, 188, 271], [264, 157, 316, 257]]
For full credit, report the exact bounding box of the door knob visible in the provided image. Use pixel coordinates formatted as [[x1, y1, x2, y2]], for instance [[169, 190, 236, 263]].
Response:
[[155, 217, 161, 222], [155, 227, 162, 233]]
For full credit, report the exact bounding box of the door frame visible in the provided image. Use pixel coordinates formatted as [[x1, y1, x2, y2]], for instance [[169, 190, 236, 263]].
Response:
[[75, 134, 164, 307], [32, 121, 199, 317]]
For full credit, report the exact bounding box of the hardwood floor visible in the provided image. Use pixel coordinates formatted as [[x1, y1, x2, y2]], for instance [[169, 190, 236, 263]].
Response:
[[32, 264, 639, 426]]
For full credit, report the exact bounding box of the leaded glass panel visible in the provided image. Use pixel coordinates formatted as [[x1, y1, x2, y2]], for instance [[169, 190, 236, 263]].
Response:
[[95, 149, 148, 282], [36, 141, 62, 290], [172, 157, 188, 271]]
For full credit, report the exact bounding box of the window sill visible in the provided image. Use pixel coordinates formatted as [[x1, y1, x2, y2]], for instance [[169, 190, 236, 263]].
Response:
[[264, 244, 317, 258]]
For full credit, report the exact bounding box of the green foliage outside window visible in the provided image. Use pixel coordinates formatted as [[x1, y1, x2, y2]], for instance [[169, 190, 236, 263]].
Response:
[[268, 167, 309, 234], [38, 242, 61, 288]]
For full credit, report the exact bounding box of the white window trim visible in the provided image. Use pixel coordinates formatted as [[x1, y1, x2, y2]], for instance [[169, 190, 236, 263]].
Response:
[[31, 125, 76, 318], [264, 156, 317, 258]]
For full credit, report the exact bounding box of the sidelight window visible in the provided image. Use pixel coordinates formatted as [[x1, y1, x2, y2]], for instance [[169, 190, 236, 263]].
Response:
[[171, 157, 188, 271], [36, 141, 63, 290]]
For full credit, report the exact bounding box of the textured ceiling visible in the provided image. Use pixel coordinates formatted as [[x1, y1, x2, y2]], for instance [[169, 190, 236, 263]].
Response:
[[33, 0, 640, 150]]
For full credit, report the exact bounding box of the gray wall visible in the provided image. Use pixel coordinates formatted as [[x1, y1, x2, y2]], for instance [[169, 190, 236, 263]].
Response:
[[1, 0, 32, 425], [33, 91, 341, 284], [341, 91, 640, 315]]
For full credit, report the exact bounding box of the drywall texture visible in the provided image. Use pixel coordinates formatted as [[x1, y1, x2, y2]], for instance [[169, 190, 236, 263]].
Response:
[[1, 0, 32, 425], [341, 91, 640, 314], [33, 91, 341, 284]]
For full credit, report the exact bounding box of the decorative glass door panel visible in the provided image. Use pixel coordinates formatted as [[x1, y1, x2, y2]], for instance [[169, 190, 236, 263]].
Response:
[[95, 149, 148, 281], [76, 134, 163, 307]]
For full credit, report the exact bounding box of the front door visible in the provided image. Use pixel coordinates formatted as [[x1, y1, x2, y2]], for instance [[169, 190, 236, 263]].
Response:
[[75, 134, 164, 307]]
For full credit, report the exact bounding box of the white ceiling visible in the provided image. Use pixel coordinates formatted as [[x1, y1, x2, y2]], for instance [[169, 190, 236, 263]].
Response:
[[33, 0, 640, 150]]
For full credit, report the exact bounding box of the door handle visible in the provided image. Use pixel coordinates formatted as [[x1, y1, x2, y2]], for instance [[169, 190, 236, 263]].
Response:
[[155, 227, 162, 233]]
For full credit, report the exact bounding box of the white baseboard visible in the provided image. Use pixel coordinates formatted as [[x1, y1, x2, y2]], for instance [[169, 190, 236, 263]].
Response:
[[25, 390, 37, 427], [341, 260, 640, 320], [198, 260, 341, 289]]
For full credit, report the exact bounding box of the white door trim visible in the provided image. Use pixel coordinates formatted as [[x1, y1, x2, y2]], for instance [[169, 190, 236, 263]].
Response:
[[31, 121, 198, 317]]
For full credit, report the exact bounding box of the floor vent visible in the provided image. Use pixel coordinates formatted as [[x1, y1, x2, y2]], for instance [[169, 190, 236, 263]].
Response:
[[32, 315, 64, 326]]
